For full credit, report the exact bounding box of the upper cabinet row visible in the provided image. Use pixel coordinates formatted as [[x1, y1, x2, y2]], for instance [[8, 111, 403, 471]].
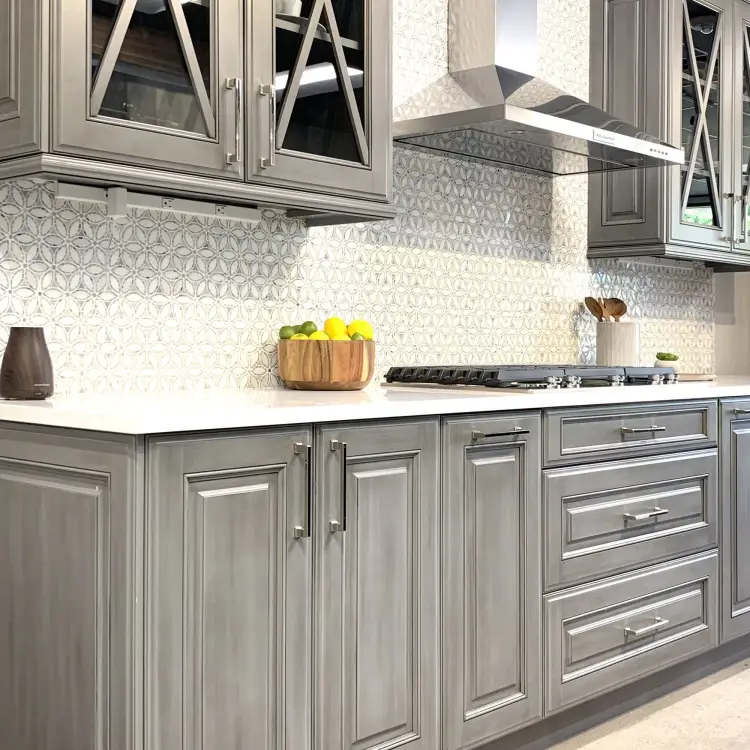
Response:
[[589, 0, 750, 269], [0, 0, 393, 223]]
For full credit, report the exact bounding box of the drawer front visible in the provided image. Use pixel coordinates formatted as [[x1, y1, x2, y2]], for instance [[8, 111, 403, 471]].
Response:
[[544, 551, 718, 715], [544, 450, 718, 589], [544, 401, 717, 466]]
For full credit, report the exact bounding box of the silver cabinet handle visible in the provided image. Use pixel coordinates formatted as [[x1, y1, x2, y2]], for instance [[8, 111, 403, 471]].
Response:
[[259, 83, 277, 169], [623, 507, 669, 523], [621, 425, 667, 435], [721, 193, 734, 242], [735, 409, 750, 416], [225, 77, 243, 166], [471, 428, 530, 441], [329, 439, 347, 533], [734, 194, 748, 244], [293, 443, 313, 539], [624, 617, 669, 638]]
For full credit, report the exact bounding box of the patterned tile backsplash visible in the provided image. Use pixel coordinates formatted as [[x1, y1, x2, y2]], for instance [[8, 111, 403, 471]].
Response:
[[0, 0, 714, 394]]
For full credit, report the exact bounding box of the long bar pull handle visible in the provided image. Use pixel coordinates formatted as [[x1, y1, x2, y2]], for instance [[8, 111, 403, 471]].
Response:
[[735, 409, 750, 416], [471, 428, 531, 441], [259, 84, 277, 169], [721, 193, 735, 242], [735, 194, 748, 244], [225, 77, 243, 166], [329, 440, 347, 533], [293, 443, 313, 539], [624, 617, 670, 638], [621, 425, 667, 435], [623, 507, 670, 523]]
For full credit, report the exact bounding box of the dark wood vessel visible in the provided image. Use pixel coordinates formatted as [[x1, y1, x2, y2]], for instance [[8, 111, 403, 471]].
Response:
[[0, 327, 54, 400]]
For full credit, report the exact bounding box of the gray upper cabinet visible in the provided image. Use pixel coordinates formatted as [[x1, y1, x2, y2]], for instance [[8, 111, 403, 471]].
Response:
[[720, 400, 750, 642], [54, 0, 246, 178], [314, 419, 440, 750], [0, 424, 140, 750], [589, 0, 750, 269], [442, 414, 543, 750], [145, 428, 314, 750], [0, 0, 43, 158], [249, 0, 392, 201]]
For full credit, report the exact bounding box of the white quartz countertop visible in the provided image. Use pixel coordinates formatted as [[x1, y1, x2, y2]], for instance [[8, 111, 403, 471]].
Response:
[[1, 378, 750, 435]]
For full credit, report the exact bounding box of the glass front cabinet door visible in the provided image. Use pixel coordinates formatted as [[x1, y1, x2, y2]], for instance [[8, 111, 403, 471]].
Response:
[[249, 0, 392, 201], [54, 0, 245, 179], [731, 0, 750, 254]]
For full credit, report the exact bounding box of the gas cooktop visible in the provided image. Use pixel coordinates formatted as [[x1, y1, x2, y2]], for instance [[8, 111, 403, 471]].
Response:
[[384, 365, 678, 389]]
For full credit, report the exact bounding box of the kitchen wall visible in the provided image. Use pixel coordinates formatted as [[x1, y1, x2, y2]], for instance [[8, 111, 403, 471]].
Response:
[[0, 0, 715, 394], [715, 273, 750, 376]]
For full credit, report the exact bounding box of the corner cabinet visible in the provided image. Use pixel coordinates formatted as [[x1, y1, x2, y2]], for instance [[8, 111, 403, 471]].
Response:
[[589, 0, 750, 269], [0, 0, 394, 223]]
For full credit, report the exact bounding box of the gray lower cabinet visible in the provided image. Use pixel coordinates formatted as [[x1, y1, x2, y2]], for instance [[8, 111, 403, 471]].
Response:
[[720, 400, 750, 641], [0, 424, 141, 750], [442, 414, 543, 750], [544, 551, 719, 715], [0, 0, 42, 158], [145, 428, 314, 750], [314, 419, 440, 750]]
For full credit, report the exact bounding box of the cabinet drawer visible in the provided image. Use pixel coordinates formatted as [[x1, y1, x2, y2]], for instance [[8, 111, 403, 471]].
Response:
[[544, 551, 718, 715], [544, 401, 717, 466], [544, 450, 718, 590]]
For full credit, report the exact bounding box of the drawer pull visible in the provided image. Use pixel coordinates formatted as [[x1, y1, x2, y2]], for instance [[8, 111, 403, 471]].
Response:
[[624, 617, 670, 639], [623, 507, 669, 523], [621, 425, 667, 435], [734, 409, 750, 416], [471, 428, 530, 441]]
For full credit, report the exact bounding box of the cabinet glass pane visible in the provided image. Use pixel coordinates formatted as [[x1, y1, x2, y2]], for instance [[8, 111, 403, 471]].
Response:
[[742, 26, 750, 238], [274, 0, 368, 164], [681, 0, 723, 229], [90, 0, 214, 136]]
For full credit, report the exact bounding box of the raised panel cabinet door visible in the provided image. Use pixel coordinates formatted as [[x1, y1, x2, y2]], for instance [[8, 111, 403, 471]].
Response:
[[668, 0, 735, 251], [721, 401, 750, 641], [314, 419, 439, 750], [442, 415, 543, 750], [0, 0, 43, 158], [0, 425, 140, 750], [249, 0, 392, 201], [145, 428, 314, 750], [53, 0, 246, 178]]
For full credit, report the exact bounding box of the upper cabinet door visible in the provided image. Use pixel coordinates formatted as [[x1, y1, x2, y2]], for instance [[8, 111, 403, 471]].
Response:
[[53, 0, 245, 178], [249, 0, 391, 201], [731, 1, 750, 254], [669, 0, 734, 250]]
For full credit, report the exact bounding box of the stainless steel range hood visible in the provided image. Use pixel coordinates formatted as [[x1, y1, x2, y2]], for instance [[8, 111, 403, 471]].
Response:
[[393, 0, 684, 176]]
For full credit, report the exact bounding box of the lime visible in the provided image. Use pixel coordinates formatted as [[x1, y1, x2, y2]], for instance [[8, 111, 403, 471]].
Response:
[[350, 332, 366, 341], [309, 331, 330, 340], [290, 333, 309, 340], [347, 320, 374, 341], [300, 321, 318, 336], [324, 317, 348, 339], [279, 325, 296, 340], [292, 324, 302, 334]]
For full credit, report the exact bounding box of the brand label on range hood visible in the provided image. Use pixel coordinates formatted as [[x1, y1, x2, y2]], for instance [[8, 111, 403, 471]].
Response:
[[593, 129, 617, 145]]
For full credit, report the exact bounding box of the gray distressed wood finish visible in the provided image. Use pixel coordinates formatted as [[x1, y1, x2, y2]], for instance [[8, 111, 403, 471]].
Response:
[[145, 427, 313, 750], [52, 0, 246, 179], [0, 423, 141, 750], [544, 400, 718, 466], [544, 550, 719, 715], [442, 414, 543, 750], [314, 419, 439, 750], [0, 0, 43, 158], [249, 0, 392, 202], [730, 1, 750, 256], [720, 399, 750, 641], [544, 450, 718, 590]]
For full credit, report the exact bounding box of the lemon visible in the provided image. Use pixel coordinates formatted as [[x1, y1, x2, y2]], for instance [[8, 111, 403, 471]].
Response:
[[350, 332, 366, 341], [309, 331, 330, 340], [290, 333, 309, 340], [324, 317, 348, 339], [331, 334, 351, 341], [347, 320, 374, 341], [279, 325, 296, 340], [300, 321, 318, 336]]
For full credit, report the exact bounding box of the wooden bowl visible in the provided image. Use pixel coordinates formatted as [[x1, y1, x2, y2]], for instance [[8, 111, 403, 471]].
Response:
[[278, 339, 376, 391]]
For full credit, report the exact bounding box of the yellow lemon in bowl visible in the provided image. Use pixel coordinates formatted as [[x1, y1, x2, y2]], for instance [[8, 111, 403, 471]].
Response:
[[309, 331, 330, 340], [347, 320, 374, 341], [324, 317, 348, 339], [290, 333, 309, 340], [331, 334, 352, 341]]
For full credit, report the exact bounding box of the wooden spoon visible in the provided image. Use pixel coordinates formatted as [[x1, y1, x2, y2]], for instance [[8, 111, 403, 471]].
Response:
[[608, 298, 628, 322], [598, 297, 614, 322], [585, 297, 605, 322]]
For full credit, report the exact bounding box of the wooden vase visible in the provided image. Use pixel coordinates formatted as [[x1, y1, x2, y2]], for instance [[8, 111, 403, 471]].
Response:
[[278, 340, 376, 391], [0, 327, 54, 400]]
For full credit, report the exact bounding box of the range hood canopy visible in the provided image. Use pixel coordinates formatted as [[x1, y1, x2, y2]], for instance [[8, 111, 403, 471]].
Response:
[[393, 0, 684, 176]]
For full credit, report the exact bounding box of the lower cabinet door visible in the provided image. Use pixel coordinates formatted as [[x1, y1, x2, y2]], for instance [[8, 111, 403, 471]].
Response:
[[721, 400, 750, 641], [145, 428, 314, 750], [442, 414, 543, 750], [315, 419, 440, 750]]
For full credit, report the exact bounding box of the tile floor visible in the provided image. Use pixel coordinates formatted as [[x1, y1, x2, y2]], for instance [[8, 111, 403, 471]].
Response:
[[555, 661, 750, 749]]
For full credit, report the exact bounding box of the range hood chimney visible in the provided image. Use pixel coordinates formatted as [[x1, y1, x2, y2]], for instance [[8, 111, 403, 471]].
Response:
[[393, 0, 684, 176]]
